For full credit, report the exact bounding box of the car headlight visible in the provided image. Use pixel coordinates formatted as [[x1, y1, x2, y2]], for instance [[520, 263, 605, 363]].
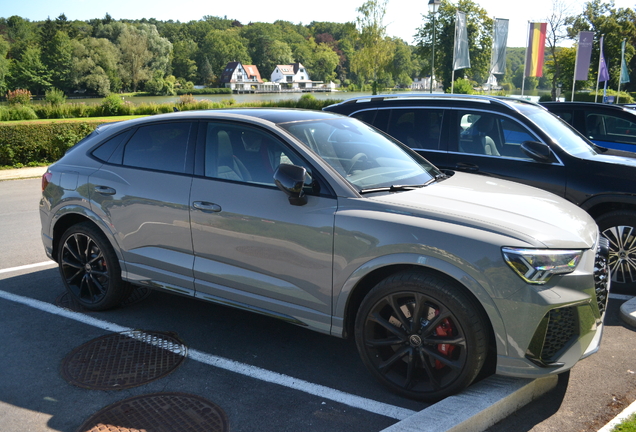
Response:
[[502, 248, 583, 285]]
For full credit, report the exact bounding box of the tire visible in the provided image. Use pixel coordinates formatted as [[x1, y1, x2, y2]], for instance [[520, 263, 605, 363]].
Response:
[[354, 271, 488, 401], [597, 210, 636, 293], [57, 222, 128, 311]]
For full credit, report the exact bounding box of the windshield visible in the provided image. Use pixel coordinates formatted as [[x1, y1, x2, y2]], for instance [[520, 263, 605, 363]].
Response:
[[279, 117, 441, 190], [516, 104, 598, 156]]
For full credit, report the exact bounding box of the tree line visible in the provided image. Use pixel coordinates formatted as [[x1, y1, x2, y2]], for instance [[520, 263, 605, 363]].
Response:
[[0, 0, 634, 99], [0, 12, 421, 97]]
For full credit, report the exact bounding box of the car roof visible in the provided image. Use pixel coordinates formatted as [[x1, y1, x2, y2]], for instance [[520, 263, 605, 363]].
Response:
[[323, 93, 541, 114], [541, 101, 636, 114]]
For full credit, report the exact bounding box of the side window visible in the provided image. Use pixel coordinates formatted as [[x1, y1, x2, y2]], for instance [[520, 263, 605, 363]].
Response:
[[122, 122, 192, 173], [550, 110, 574, 126], [351, 110, 377, 125], [457, 111, 534, 160], [382, 109, 443, 150], [203, 123, 309, 186], [586, 112, 636, 144]]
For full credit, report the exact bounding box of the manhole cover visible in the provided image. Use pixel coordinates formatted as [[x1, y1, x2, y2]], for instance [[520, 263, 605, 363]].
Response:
[[56, 286, 153, 312], [76, 392, 229, 432], [61, 331, 187, 390]]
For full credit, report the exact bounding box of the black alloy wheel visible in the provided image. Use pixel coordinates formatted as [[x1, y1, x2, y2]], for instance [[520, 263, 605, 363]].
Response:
[[597, 210, 636, 293], [355, 271, 488, 401], [58, 222, 129, 310]]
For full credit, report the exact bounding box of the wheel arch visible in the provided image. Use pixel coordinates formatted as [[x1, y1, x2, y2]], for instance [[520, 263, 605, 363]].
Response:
[[580, 194, 636, 220], [335, 254, 504, 365], [50, 206, 122, 263]]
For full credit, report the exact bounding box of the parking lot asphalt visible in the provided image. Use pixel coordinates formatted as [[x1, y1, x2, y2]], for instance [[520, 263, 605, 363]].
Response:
[[2, 168, 635, 432]]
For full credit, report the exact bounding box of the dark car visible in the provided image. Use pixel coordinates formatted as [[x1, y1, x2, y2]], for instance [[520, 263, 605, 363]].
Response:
[[541, 101, 636, 152], [324, 94, 636, 292]]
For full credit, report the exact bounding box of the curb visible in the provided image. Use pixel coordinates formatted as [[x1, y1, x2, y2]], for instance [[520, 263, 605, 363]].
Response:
[[0, 166, 48, 181], [620, 297, 636, 327], [380, 375, 558, 432]]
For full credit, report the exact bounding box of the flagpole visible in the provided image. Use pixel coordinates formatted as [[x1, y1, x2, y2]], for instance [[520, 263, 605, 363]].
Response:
[[522, 22, 529, 96], [595, 35, 604, 103], [451, 11, 457, 94], [572, 33, 580, 102], [618, 38, 626, 104]]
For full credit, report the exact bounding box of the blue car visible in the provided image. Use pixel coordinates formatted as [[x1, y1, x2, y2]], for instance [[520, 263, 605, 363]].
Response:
[[541, 101, 636, 152]]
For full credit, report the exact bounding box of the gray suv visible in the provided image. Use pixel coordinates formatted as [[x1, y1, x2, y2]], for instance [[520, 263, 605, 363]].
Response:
[[40, 109, 609, 401]]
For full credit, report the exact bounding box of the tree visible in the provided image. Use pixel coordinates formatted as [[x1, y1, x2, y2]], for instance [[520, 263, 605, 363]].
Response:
[[172, 39, 198, 82], [305, 41, 339, 82], [7, 45, 51, 94], [70, 37, 120, 95], [42, 30, 74, 92], [415, 0, 493, 91], [0, 36, 9, 94], [117, 26, 152, 91], [544, 0, 573, 99], [199, 29, 251, 81], [350, 0, 393, 91]]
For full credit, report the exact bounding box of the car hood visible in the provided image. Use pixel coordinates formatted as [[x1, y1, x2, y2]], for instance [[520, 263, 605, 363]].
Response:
[[367, 172, 597, 249]]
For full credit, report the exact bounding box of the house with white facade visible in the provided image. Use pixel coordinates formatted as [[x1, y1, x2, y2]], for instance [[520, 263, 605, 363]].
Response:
[[220, 62, 265, 91], [270, 63, 313, 89]]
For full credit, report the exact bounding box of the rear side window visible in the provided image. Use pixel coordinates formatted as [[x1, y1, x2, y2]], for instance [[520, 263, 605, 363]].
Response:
[[122, 122, 192, 173], [91, 131, 132, 162], [585, 112, 636, 144]]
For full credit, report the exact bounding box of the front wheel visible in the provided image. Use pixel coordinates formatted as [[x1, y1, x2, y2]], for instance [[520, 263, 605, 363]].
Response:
[[58, 222, 128, 311], [597, 210, 636, 293], [354, 271, 488, 401]]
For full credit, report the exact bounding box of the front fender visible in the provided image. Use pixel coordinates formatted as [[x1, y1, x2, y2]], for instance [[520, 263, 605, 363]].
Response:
[[331, 253, 508, 356]]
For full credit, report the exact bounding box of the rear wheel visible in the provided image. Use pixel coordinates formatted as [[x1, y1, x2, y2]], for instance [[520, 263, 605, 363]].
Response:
[[354, 271, 488, 401], [58, 222, 129, 311], [597, 210, 636, 293]]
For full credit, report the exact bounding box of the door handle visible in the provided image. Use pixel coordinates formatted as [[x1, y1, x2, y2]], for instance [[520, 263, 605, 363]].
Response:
[[94, 186, 116, 195], [193, 201, 222, 212], [455, 162, 479, 172]]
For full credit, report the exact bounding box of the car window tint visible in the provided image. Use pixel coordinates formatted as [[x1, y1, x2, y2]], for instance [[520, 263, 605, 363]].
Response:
[[550, 110, 574, 125], [457, 111, 534, 160], [586, 112, 636, 144], [351, 110, 377, 125], [92, 130, 131, 162], [385, 109, 443, 150], [203, 123, 309, 186], [122, 122, 191, 173]]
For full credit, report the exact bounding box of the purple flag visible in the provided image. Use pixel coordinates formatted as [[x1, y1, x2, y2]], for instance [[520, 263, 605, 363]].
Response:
[[599, 36, 609, 82], [575, 31, 594, 81]]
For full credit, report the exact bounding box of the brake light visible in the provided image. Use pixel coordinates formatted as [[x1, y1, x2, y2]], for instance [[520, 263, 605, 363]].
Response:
[[42, 172, 52, 191]]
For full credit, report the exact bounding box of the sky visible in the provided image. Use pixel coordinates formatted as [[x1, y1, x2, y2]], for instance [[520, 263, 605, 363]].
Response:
[[0, 0, 635, 48]]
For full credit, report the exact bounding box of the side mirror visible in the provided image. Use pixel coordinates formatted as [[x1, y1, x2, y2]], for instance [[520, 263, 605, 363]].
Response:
[[274, 164, 308, 206], [520, 141, 553, 163]]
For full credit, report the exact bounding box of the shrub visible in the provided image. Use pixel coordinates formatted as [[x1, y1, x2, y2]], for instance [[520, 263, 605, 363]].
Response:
[[45, 88, 67, 106], [538, 94, 553, 102], [6, 89, 32, 106], [0, 105, 38, 121], [100, 94, 124, 116], [451, 78, 474, 94]]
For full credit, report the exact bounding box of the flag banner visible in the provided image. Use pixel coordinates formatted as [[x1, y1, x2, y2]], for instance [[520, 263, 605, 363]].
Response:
[[599, 36, 609, 82], [525, 22, 547, 77], [453, 11, 470, 71], [574, 31, 594, 81], [490, 18, 509, 75], [621, 39, 631, 84]]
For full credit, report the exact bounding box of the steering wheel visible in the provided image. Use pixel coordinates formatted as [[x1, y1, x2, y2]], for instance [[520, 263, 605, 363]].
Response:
[[347, 153, 368, 175]]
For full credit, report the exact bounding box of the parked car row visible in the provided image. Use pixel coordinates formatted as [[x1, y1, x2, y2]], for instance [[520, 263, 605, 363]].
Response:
[[41, 107, 609, 402], [323, 94, 636, 293]]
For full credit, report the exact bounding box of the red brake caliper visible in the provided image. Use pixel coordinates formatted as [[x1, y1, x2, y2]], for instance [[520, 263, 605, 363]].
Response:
[[435, 318, 455, 369]]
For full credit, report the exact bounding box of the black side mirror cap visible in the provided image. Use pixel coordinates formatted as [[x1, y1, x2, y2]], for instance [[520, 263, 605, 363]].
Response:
[[274, 164, 308, 206], [520, 141, 553, 163]]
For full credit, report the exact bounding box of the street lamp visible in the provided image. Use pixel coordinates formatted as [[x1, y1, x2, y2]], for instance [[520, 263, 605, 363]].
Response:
[[428, 0, 440, 93]]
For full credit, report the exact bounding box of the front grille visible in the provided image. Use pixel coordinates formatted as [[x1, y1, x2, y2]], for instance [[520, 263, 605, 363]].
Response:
[[595, 237, 610, 316], [540, 307, 578, 361]]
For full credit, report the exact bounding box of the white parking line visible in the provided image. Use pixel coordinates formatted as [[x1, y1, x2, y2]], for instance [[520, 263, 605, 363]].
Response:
[[0, 261, 56, 274], [0, 288, 416, 421]]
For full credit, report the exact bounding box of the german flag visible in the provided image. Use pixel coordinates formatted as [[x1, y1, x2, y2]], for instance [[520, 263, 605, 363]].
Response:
[[525, 23, 547, 77]]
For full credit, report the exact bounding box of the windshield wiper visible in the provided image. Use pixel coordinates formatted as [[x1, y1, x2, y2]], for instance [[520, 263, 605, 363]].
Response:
[[360, 180, 435, 195]]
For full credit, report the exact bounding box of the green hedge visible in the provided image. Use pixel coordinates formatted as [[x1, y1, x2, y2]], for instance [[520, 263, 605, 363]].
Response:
[[175, 88, 233, 95], [0, 121, 105, 166]]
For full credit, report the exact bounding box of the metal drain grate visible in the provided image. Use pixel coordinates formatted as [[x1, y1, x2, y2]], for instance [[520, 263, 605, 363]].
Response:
[[76, 392, 229, 432], [61, 330, 187, 390], [56, 286, 153, 312]]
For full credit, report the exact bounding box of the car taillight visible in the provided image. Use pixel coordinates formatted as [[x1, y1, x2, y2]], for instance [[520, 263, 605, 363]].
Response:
[[42, 172, 52, 191]]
